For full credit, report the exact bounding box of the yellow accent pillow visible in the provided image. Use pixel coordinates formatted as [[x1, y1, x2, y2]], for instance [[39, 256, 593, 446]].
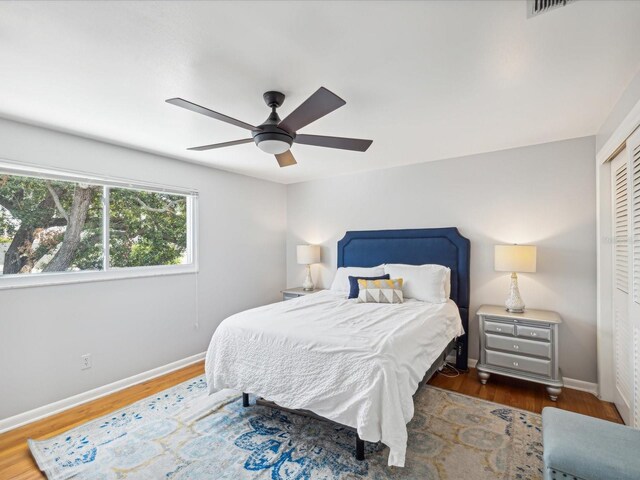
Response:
[[357, 278, 404, 303]]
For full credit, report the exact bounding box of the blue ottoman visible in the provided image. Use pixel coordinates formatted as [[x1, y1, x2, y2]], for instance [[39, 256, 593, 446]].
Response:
[[542, 407, 640, 480]]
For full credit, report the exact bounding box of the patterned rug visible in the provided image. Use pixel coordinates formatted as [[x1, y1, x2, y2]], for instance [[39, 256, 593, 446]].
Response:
[[29, 375, 543, 479]]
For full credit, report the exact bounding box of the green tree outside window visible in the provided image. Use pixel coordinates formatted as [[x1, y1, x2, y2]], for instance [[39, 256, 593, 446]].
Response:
[[0, 173, 188, 275]]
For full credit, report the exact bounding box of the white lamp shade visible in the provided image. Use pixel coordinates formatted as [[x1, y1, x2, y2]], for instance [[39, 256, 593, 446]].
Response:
[[494, 245, 537, 273], [297, 245, 321, 265]]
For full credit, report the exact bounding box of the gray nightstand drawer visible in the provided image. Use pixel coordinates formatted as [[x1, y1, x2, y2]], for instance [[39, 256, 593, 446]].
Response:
[[484, 320, 515, 336], [516, 324, 551, 341], [486, 350, 551, 377], [283, 293, 300, 301], [485, 333, 551, 359]]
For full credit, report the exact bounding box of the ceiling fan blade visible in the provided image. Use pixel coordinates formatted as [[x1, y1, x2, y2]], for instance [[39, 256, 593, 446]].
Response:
[[278, 87, 346, 133], [275, 150, 297, 168], [295, 134, 372, 152], [166, 98, 255, 131], [187, 138, 254, 151]]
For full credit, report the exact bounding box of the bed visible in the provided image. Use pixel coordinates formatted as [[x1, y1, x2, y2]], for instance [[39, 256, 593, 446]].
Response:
[[205, 227, 470, 467]]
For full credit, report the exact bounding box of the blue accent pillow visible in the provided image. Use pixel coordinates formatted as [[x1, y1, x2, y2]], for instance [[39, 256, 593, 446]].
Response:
[[348, 274, 390, 299]]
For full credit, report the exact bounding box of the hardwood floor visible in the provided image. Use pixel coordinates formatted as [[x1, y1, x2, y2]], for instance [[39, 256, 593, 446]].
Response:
[[0, 362, 622, 479], [429, 367, 623, 424]]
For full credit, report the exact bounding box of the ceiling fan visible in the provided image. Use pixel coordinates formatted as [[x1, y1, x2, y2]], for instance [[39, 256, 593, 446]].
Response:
[[166, 87, 372, 168]]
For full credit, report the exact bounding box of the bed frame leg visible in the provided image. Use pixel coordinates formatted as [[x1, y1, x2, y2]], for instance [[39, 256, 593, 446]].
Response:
[[355, 433, 365, 461], [242, 392, 249, 407], [456, 309, 469, 371]]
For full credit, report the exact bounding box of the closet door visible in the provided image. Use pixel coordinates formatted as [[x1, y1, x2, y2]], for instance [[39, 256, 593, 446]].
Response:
[[628, 129, 640, 428], [611, 146, 632, 425]]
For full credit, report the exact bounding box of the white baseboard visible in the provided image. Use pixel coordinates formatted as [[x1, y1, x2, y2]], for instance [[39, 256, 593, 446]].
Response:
[[449, 357, 599, 396], [563, 377, 599, 396], [0, 352, 206, 434]]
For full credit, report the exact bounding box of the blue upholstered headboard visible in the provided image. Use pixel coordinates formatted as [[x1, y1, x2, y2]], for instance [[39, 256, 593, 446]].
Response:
[[337, 227, 470, 369]]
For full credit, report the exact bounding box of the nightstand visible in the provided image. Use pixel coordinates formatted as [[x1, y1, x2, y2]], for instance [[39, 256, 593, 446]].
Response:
[[281, 287, 324, 301], [476, 304, 563, 400]]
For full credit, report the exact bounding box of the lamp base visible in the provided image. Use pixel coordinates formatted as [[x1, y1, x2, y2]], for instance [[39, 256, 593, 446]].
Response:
[[302, 264, 315, 291], [506, 307, 525, 314], [504, 272, 525, 313]]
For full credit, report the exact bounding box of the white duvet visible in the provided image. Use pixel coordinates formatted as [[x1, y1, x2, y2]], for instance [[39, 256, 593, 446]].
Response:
[[205, 290, 464, 467]]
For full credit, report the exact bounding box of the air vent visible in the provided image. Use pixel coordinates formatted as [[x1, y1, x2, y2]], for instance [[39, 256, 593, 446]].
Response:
[[527, 0, 577, 18]]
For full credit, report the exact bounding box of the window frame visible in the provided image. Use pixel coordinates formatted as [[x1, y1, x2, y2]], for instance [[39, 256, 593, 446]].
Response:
[[0, 159, 198, 290]]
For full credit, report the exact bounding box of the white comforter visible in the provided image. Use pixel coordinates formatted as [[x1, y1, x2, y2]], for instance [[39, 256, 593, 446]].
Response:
[[204, 290, 464, 467]]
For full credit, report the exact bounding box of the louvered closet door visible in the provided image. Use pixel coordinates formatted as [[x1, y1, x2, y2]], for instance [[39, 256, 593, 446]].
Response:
[[611, 147, 633, 425], [627, 129, 640, 429]]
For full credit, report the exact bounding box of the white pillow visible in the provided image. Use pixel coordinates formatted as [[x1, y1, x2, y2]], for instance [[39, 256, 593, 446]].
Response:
[[444, 268, 451, 299], [330, 266, 385, 292], [384, 264, 450, 303]]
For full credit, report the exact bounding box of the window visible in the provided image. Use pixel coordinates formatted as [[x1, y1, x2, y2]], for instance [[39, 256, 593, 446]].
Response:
[[108, 188, 188, 268], [0, 163, 196, 285], [0, 174, 103, 274]]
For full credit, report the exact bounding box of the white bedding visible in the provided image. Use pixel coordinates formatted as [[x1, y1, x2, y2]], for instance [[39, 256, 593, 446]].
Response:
[[204, 290, 464, 467]]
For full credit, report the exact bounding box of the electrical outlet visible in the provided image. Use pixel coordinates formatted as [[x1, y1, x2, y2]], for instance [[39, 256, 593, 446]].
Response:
[[81, 353, 92, 370]]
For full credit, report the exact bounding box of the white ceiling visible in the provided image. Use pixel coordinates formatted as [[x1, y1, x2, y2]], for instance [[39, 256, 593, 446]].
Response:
[[0, 1, 639, 184]]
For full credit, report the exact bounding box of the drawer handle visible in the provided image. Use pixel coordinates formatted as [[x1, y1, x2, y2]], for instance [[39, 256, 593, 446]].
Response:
[[496, 327, 502, 332], [530, 332, 537, 337], [513, 345, 519, 349], [513, 361, 519, 367]]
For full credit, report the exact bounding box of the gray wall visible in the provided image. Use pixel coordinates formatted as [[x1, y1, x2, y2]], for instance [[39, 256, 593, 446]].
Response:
[[0, 119, 598, 421], [0, 118, 287, 420], [597, 68, 640, 152], [287, 137, 597, 383]]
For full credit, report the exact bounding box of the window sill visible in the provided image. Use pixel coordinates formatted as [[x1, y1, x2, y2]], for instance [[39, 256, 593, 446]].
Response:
[[0, 264, 198, 291]]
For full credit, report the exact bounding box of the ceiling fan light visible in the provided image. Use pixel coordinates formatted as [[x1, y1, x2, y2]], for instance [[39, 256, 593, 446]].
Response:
[[253, 131, 293, 155], [257, 139, 291, 155]]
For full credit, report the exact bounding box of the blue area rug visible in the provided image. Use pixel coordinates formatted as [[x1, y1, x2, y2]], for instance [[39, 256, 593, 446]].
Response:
[[29, 375, 543, 479]]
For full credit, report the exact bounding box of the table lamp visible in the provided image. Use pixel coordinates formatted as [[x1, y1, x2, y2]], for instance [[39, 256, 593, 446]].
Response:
[[494, 244, 537, 313], [297, 245, 321, 291]]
